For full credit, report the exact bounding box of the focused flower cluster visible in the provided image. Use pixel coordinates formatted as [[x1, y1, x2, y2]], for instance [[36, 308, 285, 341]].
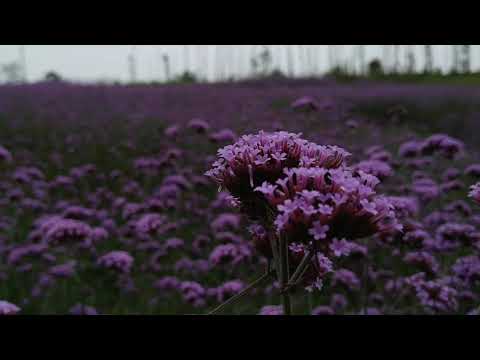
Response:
[[207, 131, 401, 291], [470, 183, 480, 204]]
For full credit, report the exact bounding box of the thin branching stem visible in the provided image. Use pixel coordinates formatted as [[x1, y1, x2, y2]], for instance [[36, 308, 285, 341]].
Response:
[[278, 235, 292, 315], [207, 269, 274, 315]]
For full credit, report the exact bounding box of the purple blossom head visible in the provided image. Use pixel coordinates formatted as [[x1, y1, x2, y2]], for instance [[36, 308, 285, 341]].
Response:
[[209, 129, 238, 143], [291, 96, 319, 112], [90, 227, 109, 244], [403, 251, 439, 275], [187, 118, 210, 133], [410, 178, 439, 202], [442, 167, 461, 181], [154, 276, 180, 292], [353, 160, 393, 179], [206, 131, 349, 220], [451, 255, 480, 284], [248, 223, 271, 258], [330, 293, 348, 311], [8, 243, 48, 265], [215, 280, 244, 302], [178, 281, 206, 308], [0, 146, 13, 164], [332, 269, 360, 292], [49, 261, 77, 278], [209, 244, 251, 267], [465, 164, 480, 178], [419, 134, 464, 159], [135, 213, 166, 237], [398, 140, 421, 158], [0, 300, 20, 315], [97, 251, 134, 274], [270, 168, 402, 244], [469, 183, 480, 204], [44, 219, 92, 245], [259, 305, 283, 315], [211, 213, 241, 233], [385, 196, 419, 219], [312, 306, 334, 315], [164, 125, 180, 138], [415, 279, 458, 313]]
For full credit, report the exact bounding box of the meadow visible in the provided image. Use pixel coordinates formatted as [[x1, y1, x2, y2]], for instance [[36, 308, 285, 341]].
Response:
[[0, 79, 480, 315]]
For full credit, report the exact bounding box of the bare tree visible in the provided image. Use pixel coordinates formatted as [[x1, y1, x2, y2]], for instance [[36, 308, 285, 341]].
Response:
[[405, 45, 416, 74], [19, 45, 27, 82], [461, 45, 471, 73], [162, 53, 171, 82], [128, 46, 137, 83], [285, 45, 294, 77], [424, 45, 433, 73], [1, 62, 22, 83], [452, 45, 460, 73], [393, 45, 400, 74], [358, 45, 366, 75]]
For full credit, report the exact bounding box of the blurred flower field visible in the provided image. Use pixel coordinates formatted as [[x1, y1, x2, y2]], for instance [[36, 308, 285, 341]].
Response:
[[1, 79, 480, 315]]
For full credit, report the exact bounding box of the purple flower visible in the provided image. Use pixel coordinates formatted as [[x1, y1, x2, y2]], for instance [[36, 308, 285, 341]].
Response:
[[330, 293, 348, 311], [309, 222, 329, 241], [291, 96, 319, 112], [415, 280, 458, 313], [97, 251, 134, 274], [469, 183, 480, 204], [209, 244, 251, 266], [187, 118, 210, 133], [354, 160, 393, 179], [135, 213, 166, 236], [398, 140, 421, 158], [403, 251, 439, 274], [178, 281, 206, 308], [0, 146, 13, 164], [44, 218, 92, 245], [312, 306, 334, 315], [211, 213, 241, 233], [49, 261, 77, 278], [332, 269, 360, 291], [258, 305, 283, 315], [329, 238, 354, 257], [0, 300, 20, 315], [206, 131, 349, 220], [215, 280, 244, 302], [154, 276, 180, 291], [209, 129, 238, 143], [465, 164, 480, 178]]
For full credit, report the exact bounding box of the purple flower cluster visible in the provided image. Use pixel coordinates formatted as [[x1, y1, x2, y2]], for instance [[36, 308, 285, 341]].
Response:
[[97, 251, 134, 274], [0, 300, 20, 315]]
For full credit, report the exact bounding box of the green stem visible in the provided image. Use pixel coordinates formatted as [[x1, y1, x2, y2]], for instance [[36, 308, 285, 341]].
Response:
[[278, 235, 292, 315], [284, 250, 313, 291]]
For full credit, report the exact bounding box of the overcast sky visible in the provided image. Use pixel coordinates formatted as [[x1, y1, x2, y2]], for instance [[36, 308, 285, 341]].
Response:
[[0, 45, 478, 83]]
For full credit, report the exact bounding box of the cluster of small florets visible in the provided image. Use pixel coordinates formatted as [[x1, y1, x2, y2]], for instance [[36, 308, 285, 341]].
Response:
[[0, 145, 13, 164], [207, 131, 401, 291], [469, 183, 480, 204], [353, 160, 393, 179], [0, 300, 21, 315], [398, 134, 464, 159], [43, 218, 93, 245], [261, 168, 402, 245], [413, 277, 459, 313], [97, 251, 134, 274], [205, 131, 350, 220]]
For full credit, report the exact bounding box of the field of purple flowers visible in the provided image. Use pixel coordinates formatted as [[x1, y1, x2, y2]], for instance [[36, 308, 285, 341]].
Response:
[[1, 80, 480, 315]]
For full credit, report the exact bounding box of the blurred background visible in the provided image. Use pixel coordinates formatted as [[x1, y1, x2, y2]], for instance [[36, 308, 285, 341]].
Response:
[[1, 45, 479, 84]]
